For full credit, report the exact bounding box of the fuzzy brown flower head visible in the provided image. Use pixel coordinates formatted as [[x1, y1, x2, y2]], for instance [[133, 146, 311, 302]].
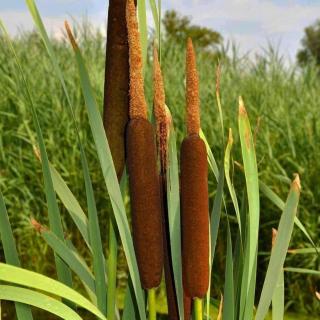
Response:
[[186, 38, 200, 136], [153, 47, 171, 172], [126, 0, 148, 120]]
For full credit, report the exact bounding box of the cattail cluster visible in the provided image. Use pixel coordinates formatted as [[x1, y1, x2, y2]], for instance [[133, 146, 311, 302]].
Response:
[[126, 0, 163, 290], [181, 38, 210, 299]]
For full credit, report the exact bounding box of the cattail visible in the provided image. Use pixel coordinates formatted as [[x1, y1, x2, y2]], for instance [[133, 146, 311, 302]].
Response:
[[126, 0, 163, 289], [181, 38, 209, 298], [153, 47, 180, 319], [103, 0, 130, 179]]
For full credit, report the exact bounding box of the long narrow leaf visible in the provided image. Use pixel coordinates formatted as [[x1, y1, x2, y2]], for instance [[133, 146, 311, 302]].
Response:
[[0, 263, 106, 320], [259, 181, 318, 253], [255, 176, 301, 320], [238, 97, 260, 319], [224, 129, 242, 242], [283, 268, 320, 276], [50, 165, 90, 250], [0, 191, 33, 320], [82, 151, 107, 314], [38, 228, 95, 296], [167, 127, 184, 319], [222, 222, 234, 320], [0, 286, 82, 320], [137, 0, 148, 70]]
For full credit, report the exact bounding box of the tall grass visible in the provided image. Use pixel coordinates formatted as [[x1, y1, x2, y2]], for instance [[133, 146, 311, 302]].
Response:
[[0, 18, 319, 318]]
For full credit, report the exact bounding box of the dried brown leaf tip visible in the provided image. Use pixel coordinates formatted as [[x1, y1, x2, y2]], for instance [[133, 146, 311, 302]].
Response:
[[64, 21, 78, 50], [272, 228, 278, 248], [186, 38, 200, 136], [292, 174, 301, 192], [153, 47, 170, 172], [126, 0, 147, 120], [239, 96, 247, 116]]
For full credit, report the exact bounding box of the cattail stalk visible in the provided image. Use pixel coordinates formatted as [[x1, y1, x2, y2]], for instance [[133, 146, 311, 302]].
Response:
[[181, 38, 209, 300], [126, 0, 163, 299], [153, 47, 180, 319], [103, 0, 131, 179]]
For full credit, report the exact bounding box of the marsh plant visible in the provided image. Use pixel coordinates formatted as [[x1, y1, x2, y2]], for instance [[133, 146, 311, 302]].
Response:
[[0, 0, 318, 320]]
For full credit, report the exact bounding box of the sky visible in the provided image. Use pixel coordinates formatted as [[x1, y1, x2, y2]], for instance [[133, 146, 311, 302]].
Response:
[[1, 0, 320, 62]]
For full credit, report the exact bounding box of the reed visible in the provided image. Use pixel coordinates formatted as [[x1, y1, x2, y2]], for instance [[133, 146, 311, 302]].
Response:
[[126, 0, 163, 291], [181, 38, 209, 300]]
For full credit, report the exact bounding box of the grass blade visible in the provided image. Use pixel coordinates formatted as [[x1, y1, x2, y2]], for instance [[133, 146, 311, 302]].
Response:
[[167, 127, 184, 319], [0, 286, 82, 320], [255, 176, 301, 320], [259, 181, 318, 253], [50, 165, 90, 250], [64, 25, 146, 320], [148, 0, 160, 49], [222, 222, 234, 320], [137, 0, 148, 70], [272, 271, 284, 320], [82, 152, 107, 314], [0, 191, 33, 320], [36, 227, 95, 296], [210, 166, 224, 264], [107, 220, 118, 320], [122, 277, 138, 320], [0, 263, 106, 319], [238, 97, 260, 319], [283, 268, 320, 276], [200, 129, 219, 180], [224, 129, 242, 242]]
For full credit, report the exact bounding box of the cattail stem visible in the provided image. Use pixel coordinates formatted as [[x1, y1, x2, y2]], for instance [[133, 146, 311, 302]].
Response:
[[126, 0, 163, 290], [194, 298, 202, 320], [148, 288, 157, 320]]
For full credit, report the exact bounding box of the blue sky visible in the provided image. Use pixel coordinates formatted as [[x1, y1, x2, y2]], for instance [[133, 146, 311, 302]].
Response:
[[1, 0, 320, 61]]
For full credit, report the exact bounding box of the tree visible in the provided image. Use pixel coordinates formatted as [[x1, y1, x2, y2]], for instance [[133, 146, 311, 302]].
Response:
[[162, 10, 222, 53], [297, 19, 320, 66]]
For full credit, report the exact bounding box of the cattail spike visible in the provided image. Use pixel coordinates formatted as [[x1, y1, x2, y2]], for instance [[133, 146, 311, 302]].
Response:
[[126, 0, 148, 120], [186, 38, 200, 136], [153, 46, 170, 173]]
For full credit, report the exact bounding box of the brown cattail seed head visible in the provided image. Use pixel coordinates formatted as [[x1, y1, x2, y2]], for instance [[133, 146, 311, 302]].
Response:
[[153, 47, 170, 174], [103, 0, 130, 179], [126, 0, 148, 120], [184, 291, 192, 320], [181, 135, 209, 298], [186, 38, 200, 136], [126, 118, 163, 288]]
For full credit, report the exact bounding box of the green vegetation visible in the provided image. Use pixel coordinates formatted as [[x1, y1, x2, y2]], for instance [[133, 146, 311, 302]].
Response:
[[0, 2, 319, 319]]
